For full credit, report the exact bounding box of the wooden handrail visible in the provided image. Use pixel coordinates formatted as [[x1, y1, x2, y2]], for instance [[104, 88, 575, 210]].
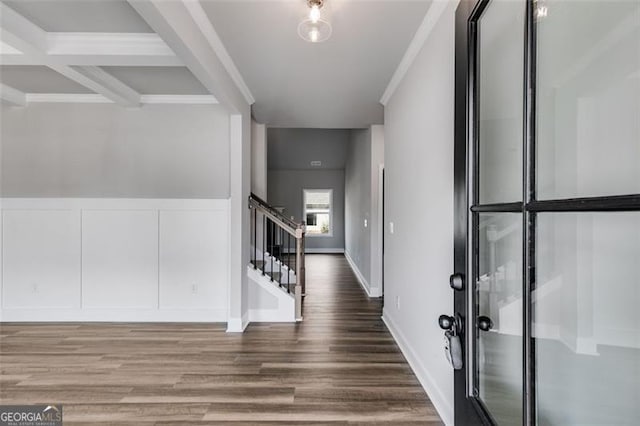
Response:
[[248, 193, 305, 321], [249, 193, 304, 237]]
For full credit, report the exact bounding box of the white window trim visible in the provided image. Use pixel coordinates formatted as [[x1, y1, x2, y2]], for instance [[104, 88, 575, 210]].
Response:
[[303, 188, 334, 238]]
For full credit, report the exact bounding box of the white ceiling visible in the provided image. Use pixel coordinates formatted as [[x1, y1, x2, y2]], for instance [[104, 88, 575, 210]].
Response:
[[101, 67, 209, 95], [0, 65, 93, 93], [0, 0, 432, 128], [2, 0, 153, 33], [202, 0, 432, 128]]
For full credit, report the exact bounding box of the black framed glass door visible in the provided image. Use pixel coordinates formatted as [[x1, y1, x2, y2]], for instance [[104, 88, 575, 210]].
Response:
[[455, 0, 640, 424]]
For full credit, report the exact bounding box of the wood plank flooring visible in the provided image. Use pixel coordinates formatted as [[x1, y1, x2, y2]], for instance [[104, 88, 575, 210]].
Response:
[[0, 254, 442, 425]]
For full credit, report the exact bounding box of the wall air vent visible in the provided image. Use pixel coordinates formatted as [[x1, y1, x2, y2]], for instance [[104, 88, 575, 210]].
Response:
[[310, 161, 322, 167]]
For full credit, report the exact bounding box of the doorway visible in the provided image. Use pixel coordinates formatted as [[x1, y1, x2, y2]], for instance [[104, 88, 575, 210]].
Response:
[[454, 0, 640, 424]]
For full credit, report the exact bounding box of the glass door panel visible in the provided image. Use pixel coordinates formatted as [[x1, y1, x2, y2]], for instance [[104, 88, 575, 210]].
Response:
[[464, 0, 640, 424], [477, 213, 523, 425], [535, 212, 640, 424], [478, 0, 525, 204], [536, 0, 640, 199]]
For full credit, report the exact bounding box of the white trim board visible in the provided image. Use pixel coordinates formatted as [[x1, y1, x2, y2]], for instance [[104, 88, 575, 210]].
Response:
[[21, 94, 218, 105], [183, 1, 255, 105], [380, 0, 459, 106], [1, 198, 228, 210], [382, 311, 453, 426], [226, 312, 249, 333], [344, 250, 381, 298], [0, 308, 226, 323], [2, 33, 181, 66], [305, 248, 344, 254]]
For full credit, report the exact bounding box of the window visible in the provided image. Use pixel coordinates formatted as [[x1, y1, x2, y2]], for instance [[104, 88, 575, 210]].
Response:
[[303, 189, 332, 236]]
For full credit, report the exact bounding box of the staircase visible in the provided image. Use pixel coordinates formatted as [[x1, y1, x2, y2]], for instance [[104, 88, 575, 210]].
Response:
[[249, 193, 306, 321]]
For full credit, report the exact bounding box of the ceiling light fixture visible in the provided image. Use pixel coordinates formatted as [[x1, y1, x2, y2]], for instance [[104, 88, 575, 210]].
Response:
[[298, 0, 332, 43]]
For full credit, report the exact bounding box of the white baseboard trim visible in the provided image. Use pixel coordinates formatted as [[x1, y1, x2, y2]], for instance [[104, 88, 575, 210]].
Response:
[[305, 248, 344, 254], [382, 311, 453, 426], [226, 312, 249, 333], [249, 308, 295, 322], [0, 308, 227, 323], [344, 251, 381, 298]]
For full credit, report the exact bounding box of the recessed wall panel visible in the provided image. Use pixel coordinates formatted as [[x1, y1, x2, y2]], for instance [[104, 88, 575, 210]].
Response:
[[82, 210, 158, 309], [3, 210, 80, 308], [159, 209, 228, 310]]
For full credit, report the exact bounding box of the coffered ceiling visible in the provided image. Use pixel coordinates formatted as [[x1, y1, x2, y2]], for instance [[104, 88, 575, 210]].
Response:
[[0, 0, 433, 128]]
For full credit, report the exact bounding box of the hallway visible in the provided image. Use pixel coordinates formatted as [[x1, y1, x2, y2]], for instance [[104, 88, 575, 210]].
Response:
[[0, 254, 442, 424]]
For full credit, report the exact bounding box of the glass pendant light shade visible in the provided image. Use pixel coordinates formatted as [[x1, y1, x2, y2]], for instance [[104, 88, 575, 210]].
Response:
[[298, 0, 331, 43], [298, 18, 332, 43]]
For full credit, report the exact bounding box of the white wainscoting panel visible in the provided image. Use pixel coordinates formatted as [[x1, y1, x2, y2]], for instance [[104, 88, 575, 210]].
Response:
[[2, 210, 81, 309], [0, 198, 229, 322], [159, 210, 228, 310], [82, 209, 159, 309]]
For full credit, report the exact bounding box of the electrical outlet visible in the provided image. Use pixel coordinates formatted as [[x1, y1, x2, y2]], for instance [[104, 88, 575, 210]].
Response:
[[389, 222, 395, 234], [364, 219, 368, 228], [191, 284, 198, 295], [396, 296, 400, 310]]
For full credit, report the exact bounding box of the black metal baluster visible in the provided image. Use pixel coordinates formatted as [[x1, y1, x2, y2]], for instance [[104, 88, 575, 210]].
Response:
[[287, 232, 291, 291], [291, 238, 295, 294], [253, 208, 257, 269], [278, 227, 283, 288], [270, 219, 274, 282], [261, 214, 266, 276]]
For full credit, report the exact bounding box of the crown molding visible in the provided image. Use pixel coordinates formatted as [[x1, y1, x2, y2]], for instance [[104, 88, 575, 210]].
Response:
[[183, 1, 255, 105], [380, 0, 454, 106]]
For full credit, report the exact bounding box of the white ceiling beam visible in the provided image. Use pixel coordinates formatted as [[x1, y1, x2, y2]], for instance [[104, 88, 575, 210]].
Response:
[[0, 83, 26, 107], [1, 32, 182, 66], [128, 0, 253, 113], [0, 41, 22, 55], [183, 1, 254, 105], [24, 93, 217, 105], [0, 3, 141, 107], [380, 0, 453, 106], [72, 66, 141, 102]]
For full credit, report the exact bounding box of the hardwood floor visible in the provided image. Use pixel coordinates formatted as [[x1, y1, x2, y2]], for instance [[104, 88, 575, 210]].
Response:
[[0, 254, 442, 425]]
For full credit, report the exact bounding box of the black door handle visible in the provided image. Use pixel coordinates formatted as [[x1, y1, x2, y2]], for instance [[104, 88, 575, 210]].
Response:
[[439, 314, 455, 330], [439, 313, 463, 335], [478, 315, 493, 331], [449, 273, 464, 291]]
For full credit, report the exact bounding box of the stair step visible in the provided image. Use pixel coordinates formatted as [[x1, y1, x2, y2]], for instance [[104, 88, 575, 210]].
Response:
[[252, 259, 297, 274], [248, 264, 298, 290]]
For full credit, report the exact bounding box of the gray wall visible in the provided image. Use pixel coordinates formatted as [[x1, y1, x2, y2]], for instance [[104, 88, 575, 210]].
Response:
[[1, 103, 230, 198], [267, 128, 349, 169], [267, 128, 349, 251], [382, 2, 457, 423], [345, 128, 371, 283], [268, 169, 345, 250], [251, 120, 267, 199]]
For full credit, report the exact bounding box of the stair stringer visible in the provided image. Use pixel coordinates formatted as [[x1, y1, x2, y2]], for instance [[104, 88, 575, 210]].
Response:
[[247, 265, 296, 322]]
